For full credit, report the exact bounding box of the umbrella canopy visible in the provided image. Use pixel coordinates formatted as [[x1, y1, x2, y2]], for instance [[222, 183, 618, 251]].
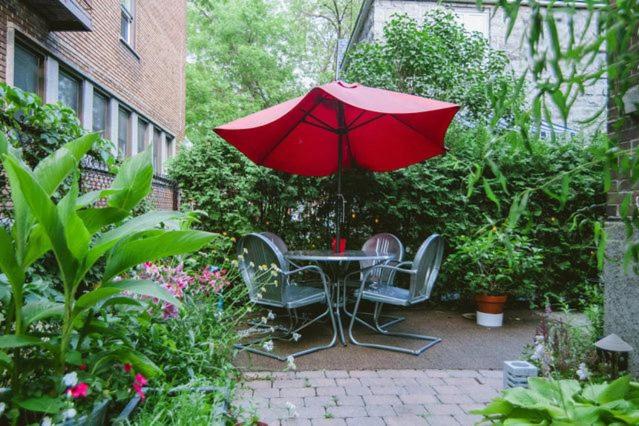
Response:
[[214, 81, 459, 177], [214, 81, 459, 249]]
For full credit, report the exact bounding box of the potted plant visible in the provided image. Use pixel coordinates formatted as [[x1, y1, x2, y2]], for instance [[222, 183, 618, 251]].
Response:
[[450, 228, 542, 327]]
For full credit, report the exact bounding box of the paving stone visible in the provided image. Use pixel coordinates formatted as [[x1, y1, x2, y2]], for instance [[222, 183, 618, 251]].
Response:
[[296, 371, 327, 378], [281, 387, 316, 398], [253, 387, 280, 398], [343, 385, 372, 396], [393, 403, 428, 415], [363, 395, 402, 406], [272, 371, 298, 379], [295, 405, 327, 419], [478, 369, 503, 378], [346, 417, 385, 426], [237, 397, 269, 409], [403, 385, 433, 395], [326, 405, 368, 418], [325, 370, 350, 378], [335, 378, 361, 387], [383, 415, 429, 425], [365, 404, 395, 417], [445, 370, 481, 378], [467, 390, 499, 403], [432, 385, 461, 394], [307, 378, 337, 387], [443, 377, 479, 386], [244, 371, 273, 380], [454, 414, 484, 426], [424, 369, 449, 377], [437, 393, 474, 404], [247, 380, 272, 389], [281, 418, 312, 426], [335, 395, 364, 406], [235, 387, 253, 398], [399, 393, 438, 404], [423, 403, 465, 416], [259, 407, 290, 421], [359, 377, 390, 387], [391, 377, 420, 387], [275, 379, 308, 388], [311, 419, 347, 426], [370, 385, 403, 395], [304, 396, 336, 407], [425, 414, 460, 425], [317, 386, 346, 396], [459, 403, 485, 414], [477, 377, 503, 389], [271, 397, 304, 408], [349, 370, 379, 378]]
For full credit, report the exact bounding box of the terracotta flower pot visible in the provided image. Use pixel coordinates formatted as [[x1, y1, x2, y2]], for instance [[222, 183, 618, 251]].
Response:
[[475, 294, 508, 314]]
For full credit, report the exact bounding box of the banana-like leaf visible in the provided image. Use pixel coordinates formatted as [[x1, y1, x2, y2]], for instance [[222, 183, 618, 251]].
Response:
[[0, 350, 12, 369], [58, 181, 90, 259], [2, 154, 33, 267], [100, 296, 142, 309], [107, 149, 154, 212], [75, 279, 180, 314], [0, 226, 24, 286], [2, 155, 78, 285], [22, 301, 64, 327], [77, 207, 129, 234], [0, 334, 42, 349], [22, 224, 52, 269], [92, 347, 163, 378], [76, 188, 120, 208], [103, 230, 214, 282], [33, 133, 99, 196]]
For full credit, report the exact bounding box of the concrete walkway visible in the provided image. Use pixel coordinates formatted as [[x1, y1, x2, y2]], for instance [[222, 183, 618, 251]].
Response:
[[235, 369, 502, 425]]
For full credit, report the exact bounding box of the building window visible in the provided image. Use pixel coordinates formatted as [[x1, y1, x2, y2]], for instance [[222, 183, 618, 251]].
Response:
[[13, 43, 43, 96], [118, 108, 131, 159], [137, 118, 148, 153], [165, 136, 175, 166], [153, 127, 162, 172], [120, 0, 134, 45], [58, 70, 81, 114], [92, 91, 109, 137]]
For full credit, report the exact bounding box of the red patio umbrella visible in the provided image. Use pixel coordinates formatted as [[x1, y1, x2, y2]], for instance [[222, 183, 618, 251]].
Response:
[[214, 81, 459, 250]]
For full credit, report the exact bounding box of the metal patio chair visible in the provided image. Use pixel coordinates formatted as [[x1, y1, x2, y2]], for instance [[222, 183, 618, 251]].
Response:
[[342, 233, 404, 327], [235, 233, 337, 361], [348, 234, 444, 355], [260, 231, 288, 253]]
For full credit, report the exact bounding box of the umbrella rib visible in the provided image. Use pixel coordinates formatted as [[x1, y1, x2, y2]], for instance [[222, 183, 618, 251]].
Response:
[[258, 100, 322, 164], [390, 114, 432, 140], [302, 119, 337, 134], [306, 112, 338, 132], [346, 110, 366, 129], [347, 113, 385, 132]]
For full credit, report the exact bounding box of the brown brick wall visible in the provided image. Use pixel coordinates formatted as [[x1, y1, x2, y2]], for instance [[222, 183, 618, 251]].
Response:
[[0, 0, 186, 139]]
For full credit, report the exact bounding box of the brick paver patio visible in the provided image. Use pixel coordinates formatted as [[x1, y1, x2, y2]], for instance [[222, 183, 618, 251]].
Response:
[[235, 369, 503, 425]]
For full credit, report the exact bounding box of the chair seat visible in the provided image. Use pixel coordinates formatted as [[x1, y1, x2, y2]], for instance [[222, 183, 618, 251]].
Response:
[[284, 284, 326, 308], [355, 284, 422, 306]]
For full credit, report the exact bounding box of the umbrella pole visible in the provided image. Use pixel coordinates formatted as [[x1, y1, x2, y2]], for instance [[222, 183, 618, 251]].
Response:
[[335, 102, 346, 253]]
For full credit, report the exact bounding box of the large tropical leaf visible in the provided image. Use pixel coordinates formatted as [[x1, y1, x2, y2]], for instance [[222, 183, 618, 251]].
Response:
[[92, 347, 163, 378], [0, 334, 42, 349], [103, 230, 213, 282], [0, 226, 24, 286], [16, 396, 64, 414], [2, 155, 78, 285], [58, 181, 90, 259], [74, 279, 180, 314], [22, 224, 52, 268], [77, 207, 129, 234], [107, 149, 154, 212], [22, 301, 64, 327]]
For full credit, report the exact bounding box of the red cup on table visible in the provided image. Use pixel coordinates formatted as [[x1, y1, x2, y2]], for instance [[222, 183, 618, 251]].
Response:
[[331, 237, 347, 253]]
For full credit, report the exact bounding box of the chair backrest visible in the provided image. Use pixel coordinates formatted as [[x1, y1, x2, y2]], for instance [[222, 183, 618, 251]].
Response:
[[408, 234, 444, 301], [237, 233, 288, 305], [361, 233, 404, 282], [260, 231, 288, 253]]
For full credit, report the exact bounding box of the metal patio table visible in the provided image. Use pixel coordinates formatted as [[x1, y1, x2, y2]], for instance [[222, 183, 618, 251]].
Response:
[[285, 250, 393, 345]]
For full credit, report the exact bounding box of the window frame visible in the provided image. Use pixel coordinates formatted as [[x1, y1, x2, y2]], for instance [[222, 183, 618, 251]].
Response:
[[137, 118, 148, 153], [120, 0, 135, 47], [57, 68, 82, 116], [92, 89, 109, 137], [13, 41, 44, 97], [152, 127, 162, 172], [117, 107, 132, 159]]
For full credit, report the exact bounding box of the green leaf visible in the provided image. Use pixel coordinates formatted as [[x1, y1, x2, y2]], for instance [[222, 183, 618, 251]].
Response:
[[16, 396, 64, 414], [75, 279, 180, 313], [22, 301, 64, 327], [597, 375, 631, 404], [58, 181, 90, 259], [482, 178, 500, 209], [0, 226, 24, 287], [103, 230, 214, 282], [77, 207, 129, 234], [472, 397, 513, 415], [93, 347, 163, 378], [0, 334, 42, 349], [107, 148, 154, 211], [0, 350, 12, 369]]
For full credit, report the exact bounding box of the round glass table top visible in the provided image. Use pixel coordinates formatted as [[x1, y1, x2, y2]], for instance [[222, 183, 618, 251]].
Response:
[[285, 250, 394, 262]]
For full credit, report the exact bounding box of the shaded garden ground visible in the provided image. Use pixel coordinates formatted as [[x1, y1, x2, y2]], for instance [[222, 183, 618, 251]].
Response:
[[236, 304, 539, 371]]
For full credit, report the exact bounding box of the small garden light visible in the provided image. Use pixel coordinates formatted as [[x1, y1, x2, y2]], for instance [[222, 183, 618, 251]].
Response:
[[595, 334, 633, 378]]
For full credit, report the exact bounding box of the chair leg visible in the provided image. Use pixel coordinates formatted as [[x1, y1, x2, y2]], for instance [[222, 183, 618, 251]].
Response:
[[348, 296, 441, 356], [341, 280, 405, 329]]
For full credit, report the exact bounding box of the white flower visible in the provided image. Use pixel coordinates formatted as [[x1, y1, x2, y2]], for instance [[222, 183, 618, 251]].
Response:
[[292, 332, 301, 342], [62, 371, 78, 387], [0, 402, 5, 416], [261, 316, 268, 324], [576, 363, 590, 381], [531, 343, 544, 361], [63, 408, 77, 420], [285, 401, 298, 417], [286, 355, 297, 371], [41, 417, 53, 426], [262, 340, 274, 352], [243, 248, 249, 254], [249, 261, 255, 267], [267, 310, 276, 320]]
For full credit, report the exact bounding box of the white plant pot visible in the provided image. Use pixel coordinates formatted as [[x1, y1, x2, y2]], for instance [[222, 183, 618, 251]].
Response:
[[477, 311, 503, 327]]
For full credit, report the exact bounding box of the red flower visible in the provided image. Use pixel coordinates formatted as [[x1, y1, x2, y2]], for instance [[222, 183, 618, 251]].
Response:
[[134, 373, 148, 386], [68, 382, 89, 398], [123, 363, 132, 373], [79, 363, 87, 371]]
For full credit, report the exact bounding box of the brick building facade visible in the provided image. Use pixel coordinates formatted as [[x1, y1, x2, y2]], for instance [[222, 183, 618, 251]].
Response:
[[0, 0, 186, 210]]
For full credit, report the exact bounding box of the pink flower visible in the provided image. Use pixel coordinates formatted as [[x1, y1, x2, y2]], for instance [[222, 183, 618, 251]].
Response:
[[68, 382, 89, 398], [132, 382, 145, 400], [132, 374, 148, 400], [123, 363, 132, 373], [134, 373, 148, 386]]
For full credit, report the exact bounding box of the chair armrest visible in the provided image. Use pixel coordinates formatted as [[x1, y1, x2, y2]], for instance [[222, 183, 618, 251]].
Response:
[[283, 265, 331, 294]]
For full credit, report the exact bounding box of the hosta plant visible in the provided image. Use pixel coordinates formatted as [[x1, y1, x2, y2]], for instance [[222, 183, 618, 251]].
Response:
[[0, 132, 214, 424], [474, 376, 639, 425]]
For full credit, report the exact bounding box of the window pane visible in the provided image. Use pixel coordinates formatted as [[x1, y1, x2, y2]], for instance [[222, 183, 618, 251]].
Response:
[[121, 0, 132, 13], [137, 120, 147, 153], [165, 137, 173, 165], [153, 128, 161, 171], [120, 12, 129, 41], [118, 108, 130, 159], [58, 71, 80, 113], [14, 44, 41, 94], [92, 92, 108, 136]]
